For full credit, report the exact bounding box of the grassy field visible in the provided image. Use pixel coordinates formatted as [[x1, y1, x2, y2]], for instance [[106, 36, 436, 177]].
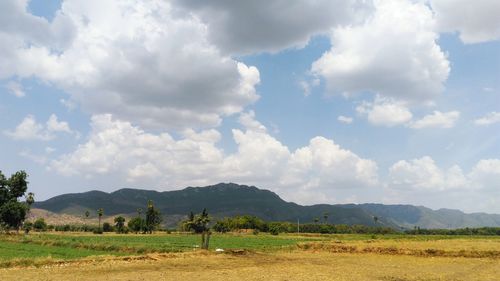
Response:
[[1, 232, 499, 280]]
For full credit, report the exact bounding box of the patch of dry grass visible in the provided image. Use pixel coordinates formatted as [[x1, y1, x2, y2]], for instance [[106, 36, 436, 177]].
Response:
[[1, 251, 499, 281]]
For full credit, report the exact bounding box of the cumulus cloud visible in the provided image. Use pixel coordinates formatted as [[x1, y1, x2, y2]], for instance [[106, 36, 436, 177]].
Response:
[[312, 0, 449, 104], [409, 110, 460, 129], [389, 156, 500, 192], [50, 114, 378, 204], [1, 0, 260, 129], [356, 98, 413, 127], [468, 159, 500, 191], [4, 114, 73, 141], [475, 112, 500, 126], [4, 81, 25, 97], [173, 0, 373, 55], [389, 156, 468, 191], [431, 0, 500, 43], [337, 116, 353, 124]]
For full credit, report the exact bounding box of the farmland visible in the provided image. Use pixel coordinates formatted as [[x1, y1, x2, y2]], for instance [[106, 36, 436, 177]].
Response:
[[1, 232, 499, 280]]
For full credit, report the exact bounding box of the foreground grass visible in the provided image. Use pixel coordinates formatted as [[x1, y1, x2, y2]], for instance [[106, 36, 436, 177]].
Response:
[[1, 232, 499, 268], [1, 251, 499, 281], [0, 240, 126, 267]]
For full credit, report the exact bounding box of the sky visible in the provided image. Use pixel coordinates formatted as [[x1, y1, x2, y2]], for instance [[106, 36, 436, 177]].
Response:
[[0, 0, 499, 213]]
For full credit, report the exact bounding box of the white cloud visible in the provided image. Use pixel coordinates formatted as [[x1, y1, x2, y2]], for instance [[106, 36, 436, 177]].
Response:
[[46, 114, 72, 133], [312, 0, 449, 104], [1, 0, 260, 129], [475, 112, 500, 126], [431, 0, 500, 43], [50, 113, 378, 204], [4, 114, 73, 141], [389, 156, 500, 193], [410, 110, 460, 129], [468, 159, 500, 191], [389, 156, 468, 191], [4, 115, 53, 141], [4, 81, 25, 97], [356, 98, 413, 127], [337, 116, 353, 124], [173, 0, 373, 55]]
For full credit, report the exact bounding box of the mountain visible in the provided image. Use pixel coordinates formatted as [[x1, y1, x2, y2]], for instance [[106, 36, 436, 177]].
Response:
[[358, 204, 500, 229], [33, 183, 390, 227], [33, 183, 500, 229]]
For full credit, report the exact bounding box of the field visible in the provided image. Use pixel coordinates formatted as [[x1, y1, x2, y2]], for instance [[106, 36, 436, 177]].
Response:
[[1, 232, 499, 280]]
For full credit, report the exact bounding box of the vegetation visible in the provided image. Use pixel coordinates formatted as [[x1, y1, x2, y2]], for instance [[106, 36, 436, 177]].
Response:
[[144, 200, 162, 234], [114, 216, 126, 233], [212, 215, 397, 235], [182, 209, 211, 249], [0, 170, 33, 232]]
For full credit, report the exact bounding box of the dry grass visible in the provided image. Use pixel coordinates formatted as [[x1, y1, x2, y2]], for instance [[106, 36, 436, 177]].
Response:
[[1, 251, 499, 281], [297, 238, 500, 258]]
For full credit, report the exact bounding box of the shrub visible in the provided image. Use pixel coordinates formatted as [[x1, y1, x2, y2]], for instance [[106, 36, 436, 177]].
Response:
[[33, 218, 47, 231], [102, 222, 113, 232]]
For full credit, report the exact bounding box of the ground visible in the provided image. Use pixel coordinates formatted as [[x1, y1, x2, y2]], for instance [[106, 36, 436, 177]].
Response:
[[1, 233, 499, 280]]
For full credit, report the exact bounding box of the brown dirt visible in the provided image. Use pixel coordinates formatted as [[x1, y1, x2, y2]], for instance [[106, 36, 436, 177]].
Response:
[[1, 251, 499, 281]]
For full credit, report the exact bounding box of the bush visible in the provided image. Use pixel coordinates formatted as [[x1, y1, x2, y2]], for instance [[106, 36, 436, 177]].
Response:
[[102, 222, 113, 232], [33, 218, 47, 231], [23, 221, 33, 234]]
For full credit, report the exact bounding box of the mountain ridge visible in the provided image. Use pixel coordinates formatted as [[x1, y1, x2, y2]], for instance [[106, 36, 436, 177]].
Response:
[[33, 183, 500, 229]]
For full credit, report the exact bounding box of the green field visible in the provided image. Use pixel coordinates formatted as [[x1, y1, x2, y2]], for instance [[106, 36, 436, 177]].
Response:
[[1, 232, 499, 267]]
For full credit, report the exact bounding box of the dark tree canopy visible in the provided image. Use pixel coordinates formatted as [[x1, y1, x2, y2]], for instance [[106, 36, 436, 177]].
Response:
[[0, 170, 32, 230], [145, 200, 162, 233]]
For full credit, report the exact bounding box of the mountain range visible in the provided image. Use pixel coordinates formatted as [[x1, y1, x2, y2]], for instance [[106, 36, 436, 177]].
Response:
[[33, 183, 500, 229]]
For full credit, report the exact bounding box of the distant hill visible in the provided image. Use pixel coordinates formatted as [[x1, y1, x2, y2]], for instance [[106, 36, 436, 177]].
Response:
[[33, 183, 500, 229], [357, 204, 500, 229]]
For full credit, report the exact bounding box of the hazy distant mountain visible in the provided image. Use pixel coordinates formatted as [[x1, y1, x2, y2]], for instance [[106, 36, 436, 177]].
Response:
[[33, 183, 500, 229], [358, 204, 500, 229]]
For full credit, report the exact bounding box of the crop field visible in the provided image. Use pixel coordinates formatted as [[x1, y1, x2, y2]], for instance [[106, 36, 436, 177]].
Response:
[[1, 233, 499, 280]]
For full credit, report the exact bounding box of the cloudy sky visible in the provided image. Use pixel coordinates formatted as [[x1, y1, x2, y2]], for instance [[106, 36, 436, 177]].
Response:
[[1, 0, 499, 213]]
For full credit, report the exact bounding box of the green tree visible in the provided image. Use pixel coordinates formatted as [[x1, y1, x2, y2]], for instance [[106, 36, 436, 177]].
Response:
[[114, 216, 126, 233], [102, 222, 113, 232], [97, 208, 104, 231], [184, 208, 211, 249], [85, 210, 90, 219], [0, 170, 32, 231], [128, 217, 144, 233], [323, 212, 329, 224], [145, 200, 162, 234], [33, 218, 47, 231], [373, 216, 379, 224], [314, 218, 320, 224]]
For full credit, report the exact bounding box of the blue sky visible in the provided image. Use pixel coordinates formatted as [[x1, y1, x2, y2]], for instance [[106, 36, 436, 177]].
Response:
[[1, 0, 499, 213]]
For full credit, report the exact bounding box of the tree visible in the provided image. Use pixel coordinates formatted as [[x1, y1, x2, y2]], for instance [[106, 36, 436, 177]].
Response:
[[323, 212, 329, 224], [145, 200, 162, 234], [33, 218, 47, 231], [184, 209, 211, 249], [128, 217, 144, 234], [102, 222, 113, 232], [85, 210, 90, 219], [0, 170, 32, 231], [373, 216, 379, 224], [97, 208, 104, 231], [114, 216, 126, 233], [314, 218, 320, 224]]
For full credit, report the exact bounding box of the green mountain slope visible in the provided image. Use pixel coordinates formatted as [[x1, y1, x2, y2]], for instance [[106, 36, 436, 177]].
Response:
[[33, 183, 388, 227], [33, 183, 500, 229]]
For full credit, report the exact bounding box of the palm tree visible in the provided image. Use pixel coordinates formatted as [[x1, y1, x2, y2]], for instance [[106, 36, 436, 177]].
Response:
[[25, 192, 35, 219], [97, 208, 104, 231]]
